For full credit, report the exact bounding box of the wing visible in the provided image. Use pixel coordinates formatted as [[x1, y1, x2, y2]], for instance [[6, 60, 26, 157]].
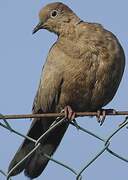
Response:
[[8, 47, 65, 177], [32, 64, 63, 114]]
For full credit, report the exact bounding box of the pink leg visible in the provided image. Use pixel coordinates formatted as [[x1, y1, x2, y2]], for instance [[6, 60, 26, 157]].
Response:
[[97, 109, 116, 126], [64, 106, 76, 121]]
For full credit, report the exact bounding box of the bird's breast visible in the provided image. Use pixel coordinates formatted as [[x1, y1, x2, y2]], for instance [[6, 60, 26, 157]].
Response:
[[46, 36, 125, 112]]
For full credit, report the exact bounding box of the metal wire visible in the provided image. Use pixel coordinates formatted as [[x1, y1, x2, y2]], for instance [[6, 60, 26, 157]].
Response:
[[0, 112, 128, 180], [0, 111, 128, 120]]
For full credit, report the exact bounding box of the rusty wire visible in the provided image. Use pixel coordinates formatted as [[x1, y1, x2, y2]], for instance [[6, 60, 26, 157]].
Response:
[[0, 111, 128, 120], [0, 111, 128, 180]]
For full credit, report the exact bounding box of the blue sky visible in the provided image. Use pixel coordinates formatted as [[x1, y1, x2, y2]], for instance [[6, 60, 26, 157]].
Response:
[[0, 0, 128, 180]]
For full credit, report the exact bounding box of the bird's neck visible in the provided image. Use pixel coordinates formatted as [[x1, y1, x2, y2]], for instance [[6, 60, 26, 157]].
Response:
[[58, 17, 82, 40]]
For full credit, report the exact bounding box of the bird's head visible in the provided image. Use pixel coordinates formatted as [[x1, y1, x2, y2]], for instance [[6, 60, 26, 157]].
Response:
[[33, 2, 80, 35]]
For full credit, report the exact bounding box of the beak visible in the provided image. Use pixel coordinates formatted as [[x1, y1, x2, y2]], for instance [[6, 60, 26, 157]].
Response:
[[32, 22, 43, 34]]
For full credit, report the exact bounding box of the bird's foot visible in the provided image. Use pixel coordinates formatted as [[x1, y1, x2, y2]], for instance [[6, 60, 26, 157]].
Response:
[[50, 106, 76, 129], [64, 105, 76, 121], [64, 106, 80, 129], [96, 109, 116, 126]]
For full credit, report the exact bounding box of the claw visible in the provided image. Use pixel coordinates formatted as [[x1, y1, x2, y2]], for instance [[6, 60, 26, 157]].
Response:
[[96, 110, 102, 123], [96, 109, 116, 126], [96, 109, 106, 126], [99, 110, 106, 126], [64, 105, 76, 121]]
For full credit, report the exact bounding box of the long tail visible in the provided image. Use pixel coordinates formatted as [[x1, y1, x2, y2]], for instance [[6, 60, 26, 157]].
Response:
[[8, 118, 68, 179]]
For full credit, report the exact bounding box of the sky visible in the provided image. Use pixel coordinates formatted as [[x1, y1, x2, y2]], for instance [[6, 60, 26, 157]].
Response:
[[0, 0, 128, 180]]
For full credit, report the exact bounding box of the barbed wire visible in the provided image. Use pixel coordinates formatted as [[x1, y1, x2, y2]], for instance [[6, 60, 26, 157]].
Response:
[[0, 111, 128, 180]]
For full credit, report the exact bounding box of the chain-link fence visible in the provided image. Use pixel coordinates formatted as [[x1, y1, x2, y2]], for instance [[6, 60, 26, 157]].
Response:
[[0, 111, 128, 180]]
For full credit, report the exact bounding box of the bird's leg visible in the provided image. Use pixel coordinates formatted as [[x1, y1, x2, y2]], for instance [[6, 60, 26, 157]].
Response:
[[52, 106, 76, 127], [64, 106, 79, 130], [96, 109, 116, 126], [64, 105, 76, 121]]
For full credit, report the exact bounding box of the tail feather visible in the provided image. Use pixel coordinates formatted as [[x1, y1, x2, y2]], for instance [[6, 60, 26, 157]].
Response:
[[8, 118, 68, 179]]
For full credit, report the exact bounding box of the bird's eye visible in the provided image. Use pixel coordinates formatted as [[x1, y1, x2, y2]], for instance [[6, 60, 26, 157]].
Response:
[[50, 10, 58, 18]]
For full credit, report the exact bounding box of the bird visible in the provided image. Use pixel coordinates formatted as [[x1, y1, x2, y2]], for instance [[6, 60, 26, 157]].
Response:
[[8, 2, 125, 179]]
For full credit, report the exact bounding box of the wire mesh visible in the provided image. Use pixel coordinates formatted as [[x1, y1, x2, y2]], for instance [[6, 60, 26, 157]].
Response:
[[0, 111, 128, 180]]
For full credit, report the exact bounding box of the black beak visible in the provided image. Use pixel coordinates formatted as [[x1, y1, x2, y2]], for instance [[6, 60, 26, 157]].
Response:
[[32, 22, 43, 34]]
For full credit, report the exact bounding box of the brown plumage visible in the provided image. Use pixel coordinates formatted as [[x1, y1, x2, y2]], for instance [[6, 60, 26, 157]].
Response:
[[8, 2, 125, 179]]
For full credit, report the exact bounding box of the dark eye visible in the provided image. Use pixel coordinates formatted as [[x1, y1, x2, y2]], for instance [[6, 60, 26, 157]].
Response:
[[50, 10, 58, 18]]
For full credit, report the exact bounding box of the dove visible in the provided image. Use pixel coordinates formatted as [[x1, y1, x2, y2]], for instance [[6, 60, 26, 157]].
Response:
[[8, 2, 125, 179]]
